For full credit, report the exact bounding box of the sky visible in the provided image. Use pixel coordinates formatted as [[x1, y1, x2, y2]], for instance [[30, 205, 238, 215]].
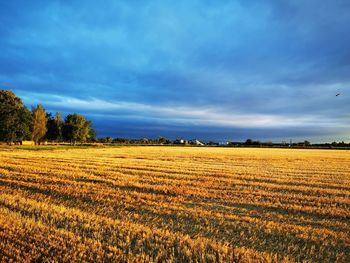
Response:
[[0, 0, 349, 142]]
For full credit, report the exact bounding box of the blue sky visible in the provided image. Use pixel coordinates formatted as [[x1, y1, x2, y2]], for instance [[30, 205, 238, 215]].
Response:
[[1, 0, 349, 142]]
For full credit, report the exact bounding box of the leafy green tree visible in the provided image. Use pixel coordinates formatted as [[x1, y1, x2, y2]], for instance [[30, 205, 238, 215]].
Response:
[[32, 104, 47, 145], [46, 112, 63, 142], [45, 113, 55, 141], [0, 90, 32, 144], [88, 126, 96, 142], [54, 112, 63, 140], [62, 113, 94, 145]]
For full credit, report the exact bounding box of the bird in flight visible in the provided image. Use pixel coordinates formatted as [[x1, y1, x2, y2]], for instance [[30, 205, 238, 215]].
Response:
[[336, 93, 341, 96]]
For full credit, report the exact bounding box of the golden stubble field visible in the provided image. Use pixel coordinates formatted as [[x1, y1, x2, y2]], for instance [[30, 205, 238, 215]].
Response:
[[0, 146, 349, 262]]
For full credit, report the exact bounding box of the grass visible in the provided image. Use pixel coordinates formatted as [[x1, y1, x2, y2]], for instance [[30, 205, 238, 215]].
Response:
[[0, 146, 349, 262]]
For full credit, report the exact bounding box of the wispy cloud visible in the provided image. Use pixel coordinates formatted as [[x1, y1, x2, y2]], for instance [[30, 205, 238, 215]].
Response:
[[18, 93, 350, 130]]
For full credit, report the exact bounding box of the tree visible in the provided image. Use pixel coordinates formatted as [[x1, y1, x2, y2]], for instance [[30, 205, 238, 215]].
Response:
[[304, 140, 311, 147], [54, 112, 63, 140], [32, 104, 47, 145], [0, 90, 32, 144], [62, 113, 94, 145], [88, 127, 96, 142], [46, 112, 63, 142], [245, 139, 253, 145]]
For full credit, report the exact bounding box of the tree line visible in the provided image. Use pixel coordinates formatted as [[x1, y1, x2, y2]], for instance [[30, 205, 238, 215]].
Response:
[[0, 90, 95, 145]]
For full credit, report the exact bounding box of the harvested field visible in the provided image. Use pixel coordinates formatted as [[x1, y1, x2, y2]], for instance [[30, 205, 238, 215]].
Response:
[[0, 146, 349, 262]]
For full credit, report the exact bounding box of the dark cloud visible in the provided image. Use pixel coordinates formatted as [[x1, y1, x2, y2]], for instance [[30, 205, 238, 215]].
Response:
[[0, 0, 349, 142]]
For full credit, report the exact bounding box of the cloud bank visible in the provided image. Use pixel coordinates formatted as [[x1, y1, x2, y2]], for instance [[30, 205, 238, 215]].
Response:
[[0, 0, 349, 141]]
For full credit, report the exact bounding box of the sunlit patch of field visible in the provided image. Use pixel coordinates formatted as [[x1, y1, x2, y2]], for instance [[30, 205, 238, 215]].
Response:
[[0, 146, 349, 262]]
